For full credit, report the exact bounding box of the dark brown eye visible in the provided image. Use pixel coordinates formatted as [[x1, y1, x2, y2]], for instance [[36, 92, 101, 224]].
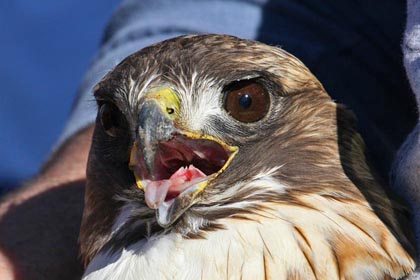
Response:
[[99, 103, 124, 137], [224, 80, 270, 123]]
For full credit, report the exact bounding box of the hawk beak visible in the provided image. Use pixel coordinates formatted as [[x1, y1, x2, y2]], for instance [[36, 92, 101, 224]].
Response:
[[129, 88, 238, 228]]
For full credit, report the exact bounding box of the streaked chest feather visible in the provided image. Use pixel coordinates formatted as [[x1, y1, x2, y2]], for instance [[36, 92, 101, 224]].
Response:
[[83, 198, 414, 280]]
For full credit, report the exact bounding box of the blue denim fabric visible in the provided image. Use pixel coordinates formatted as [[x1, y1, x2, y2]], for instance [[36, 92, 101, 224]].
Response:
[[0, 0, 415, 193], [0, 0, 119, 194], [62, 0, 415, 180]]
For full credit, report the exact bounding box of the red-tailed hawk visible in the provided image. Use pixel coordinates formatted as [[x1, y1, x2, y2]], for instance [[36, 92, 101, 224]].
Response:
[[80, 35, 416, 279]]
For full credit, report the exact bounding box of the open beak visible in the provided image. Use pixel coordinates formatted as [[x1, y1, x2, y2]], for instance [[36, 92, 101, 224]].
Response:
[[129, 88, 238, 227]]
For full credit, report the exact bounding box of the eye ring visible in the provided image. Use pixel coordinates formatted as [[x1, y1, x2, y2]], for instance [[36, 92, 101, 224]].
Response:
[[99, 102, 124, 137], [223, 80, 270, 123]]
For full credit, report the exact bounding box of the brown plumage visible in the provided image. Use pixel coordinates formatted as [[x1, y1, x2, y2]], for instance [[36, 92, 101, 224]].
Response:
[[80, 34, 416, 279]]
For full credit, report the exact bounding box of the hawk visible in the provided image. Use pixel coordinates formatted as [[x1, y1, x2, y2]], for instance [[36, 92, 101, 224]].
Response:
[[80, 35, 416, 279]]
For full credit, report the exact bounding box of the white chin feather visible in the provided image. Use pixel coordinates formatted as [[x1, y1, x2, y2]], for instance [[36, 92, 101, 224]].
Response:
[[83, 173, 414, 280]]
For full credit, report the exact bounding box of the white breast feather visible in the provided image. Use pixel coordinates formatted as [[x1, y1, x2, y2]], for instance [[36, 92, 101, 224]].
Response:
[[83, 177, 415, 280]]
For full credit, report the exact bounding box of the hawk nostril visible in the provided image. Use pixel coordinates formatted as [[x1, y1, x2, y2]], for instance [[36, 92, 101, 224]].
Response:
[[167, 107, 175, 114]]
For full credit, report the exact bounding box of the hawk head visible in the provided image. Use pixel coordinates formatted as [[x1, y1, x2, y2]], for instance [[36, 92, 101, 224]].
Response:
[[80, 35, 416, 279]]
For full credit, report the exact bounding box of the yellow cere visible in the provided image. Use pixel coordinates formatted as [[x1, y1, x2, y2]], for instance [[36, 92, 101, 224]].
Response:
[[147, 87, 180, 120]]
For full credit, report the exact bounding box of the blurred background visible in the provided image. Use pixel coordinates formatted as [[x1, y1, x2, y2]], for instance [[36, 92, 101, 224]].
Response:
[[0, 0, 119, 194], [0, 0, 416, 196]]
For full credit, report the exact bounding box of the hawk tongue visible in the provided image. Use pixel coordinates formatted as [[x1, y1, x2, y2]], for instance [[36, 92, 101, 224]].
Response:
[[144, 165, 207, 209], [144, 180, 171, 209]]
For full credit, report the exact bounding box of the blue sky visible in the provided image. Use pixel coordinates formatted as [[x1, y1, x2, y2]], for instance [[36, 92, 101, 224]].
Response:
[[0, 0, 119, 192]]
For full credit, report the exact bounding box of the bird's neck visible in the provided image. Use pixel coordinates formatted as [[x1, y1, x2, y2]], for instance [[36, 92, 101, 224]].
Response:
[[83, 198, 415, 279]]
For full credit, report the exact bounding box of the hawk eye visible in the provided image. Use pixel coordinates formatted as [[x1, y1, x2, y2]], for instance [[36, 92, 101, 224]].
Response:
[[224, 80, 269, 123], [99, 102, 124, 137]]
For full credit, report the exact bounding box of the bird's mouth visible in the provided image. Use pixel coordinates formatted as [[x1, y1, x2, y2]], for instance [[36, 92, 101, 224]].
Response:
[[129, 133, 238, 227]]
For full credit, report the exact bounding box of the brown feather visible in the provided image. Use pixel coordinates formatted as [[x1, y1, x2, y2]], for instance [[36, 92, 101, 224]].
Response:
[[80, 34, 416, 279]]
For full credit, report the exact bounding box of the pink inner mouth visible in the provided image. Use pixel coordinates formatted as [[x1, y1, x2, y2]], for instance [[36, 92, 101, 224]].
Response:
[[132, 135, 230, 209], [143, 165, 207, 209]]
